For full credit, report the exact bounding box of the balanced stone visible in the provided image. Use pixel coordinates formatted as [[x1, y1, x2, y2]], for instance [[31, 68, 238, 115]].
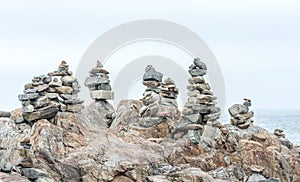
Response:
[[188, 69, 207, 77], [228, 104, 249, 116], [193, 58, 207, 70], [143, 65, 163, 82], [84, 76, 109, 87], [55, 86, 73, 94], [97, 83, 112, 91], [18, 93, 39, 101], [90, 90, 114, 100]]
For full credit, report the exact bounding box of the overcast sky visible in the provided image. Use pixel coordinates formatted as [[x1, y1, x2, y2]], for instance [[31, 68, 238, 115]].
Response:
[[0, 0, 300, 111]]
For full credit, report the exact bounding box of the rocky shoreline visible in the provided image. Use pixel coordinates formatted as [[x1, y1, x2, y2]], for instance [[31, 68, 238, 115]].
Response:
[[0, 59, 299, 182]]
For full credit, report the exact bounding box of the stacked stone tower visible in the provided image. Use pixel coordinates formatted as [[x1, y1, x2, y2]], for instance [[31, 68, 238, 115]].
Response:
[[176, 58, 222, 143], [84, 61, 115, 127], [19, 61, 84, 124], [182, 58, 221, 126]]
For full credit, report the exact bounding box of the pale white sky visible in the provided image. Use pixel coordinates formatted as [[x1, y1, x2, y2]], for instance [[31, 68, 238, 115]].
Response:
[[0, 0, 300, 111]]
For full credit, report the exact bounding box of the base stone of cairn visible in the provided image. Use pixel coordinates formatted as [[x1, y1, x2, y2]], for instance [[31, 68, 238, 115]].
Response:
[[173, 58, 222, 144], [228, 98, 254, 129], [83, 61, 115, 127], [18, 61, 83, 125]]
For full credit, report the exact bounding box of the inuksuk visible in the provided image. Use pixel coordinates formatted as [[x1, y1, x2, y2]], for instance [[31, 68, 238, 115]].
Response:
[[228, 98, 254, 129], [84, 61, 115, 127], [18, 61, 84, 124]]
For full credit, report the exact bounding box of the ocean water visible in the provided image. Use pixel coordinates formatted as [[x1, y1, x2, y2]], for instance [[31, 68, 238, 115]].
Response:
[[254, 110, 300, 145]]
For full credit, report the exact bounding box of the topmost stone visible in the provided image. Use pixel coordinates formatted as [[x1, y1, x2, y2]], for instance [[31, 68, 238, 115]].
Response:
[[96, 60, 103, 68], [89, 61, 109, 76], [143, 65, 163, 82], [193, 58, 207, 70]]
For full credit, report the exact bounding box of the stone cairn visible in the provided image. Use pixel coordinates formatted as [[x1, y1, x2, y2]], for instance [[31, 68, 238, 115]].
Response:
[[84, 61, 115, 127], [178, 58, 221, 143], [84, 61, 114, 101], [228, 98, 254, 129], [18, 61, 83, 124], [139, 65, 163, 119], [160, 77, 179, 108], [274, 128, 293, 149]]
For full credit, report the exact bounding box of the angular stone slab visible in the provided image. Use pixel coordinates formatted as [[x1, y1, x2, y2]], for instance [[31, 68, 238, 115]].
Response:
[[23, 106, 58, 121], [84, 76, 109, 87], [143, 69, 163, 82]]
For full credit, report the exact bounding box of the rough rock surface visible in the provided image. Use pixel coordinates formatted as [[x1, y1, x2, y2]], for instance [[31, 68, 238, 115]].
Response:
[[1, 108, 299, 181]]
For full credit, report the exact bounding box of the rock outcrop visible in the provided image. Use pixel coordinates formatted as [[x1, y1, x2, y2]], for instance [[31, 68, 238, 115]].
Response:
[[0, 59, 299, 182]]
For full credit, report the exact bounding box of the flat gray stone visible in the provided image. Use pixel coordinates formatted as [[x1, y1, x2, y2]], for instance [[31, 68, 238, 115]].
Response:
[[18, 93, 39, 101], [194, 58, 207, 70], [84, 76, 109, 87], [90, 90, 114, 100], [97, 83, 112, 91], [188, 68, 207, 77], [143, 68, 163, 82]]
